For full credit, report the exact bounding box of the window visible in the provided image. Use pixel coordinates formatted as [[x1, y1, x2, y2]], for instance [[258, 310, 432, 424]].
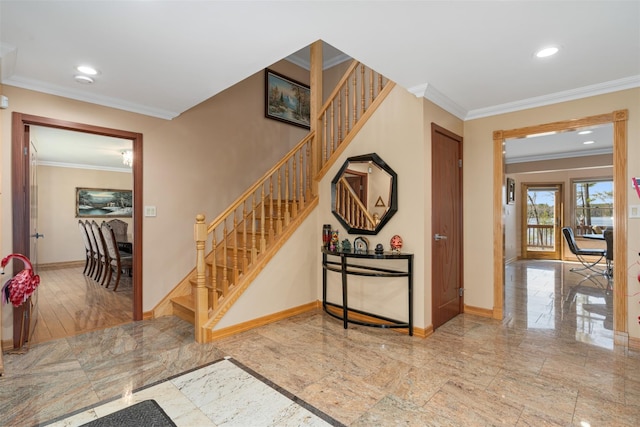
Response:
[[573, 178, 613, 235]]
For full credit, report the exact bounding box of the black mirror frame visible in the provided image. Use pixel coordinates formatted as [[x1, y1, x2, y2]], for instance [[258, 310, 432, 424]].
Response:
[[331, 153, 398, 235]]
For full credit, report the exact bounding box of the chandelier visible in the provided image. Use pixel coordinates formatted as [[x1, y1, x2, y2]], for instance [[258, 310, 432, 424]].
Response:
[[121, 150, 133, 167]]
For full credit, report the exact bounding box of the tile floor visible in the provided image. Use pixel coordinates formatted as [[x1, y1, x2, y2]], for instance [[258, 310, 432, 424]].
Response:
[[47, 358, 341, 426], [2, 259, 640, 426]]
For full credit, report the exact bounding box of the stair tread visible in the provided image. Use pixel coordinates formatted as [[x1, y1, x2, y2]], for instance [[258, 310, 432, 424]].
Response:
[[172, 294, 194, 309]]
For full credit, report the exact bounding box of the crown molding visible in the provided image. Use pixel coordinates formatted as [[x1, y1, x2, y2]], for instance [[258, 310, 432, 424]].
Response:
[[39, 160, 132, 173], [285, 52, 351, 71], [1, 75, 178, 120], [466, 75, 640, 120], [407, 83, 467, 120]]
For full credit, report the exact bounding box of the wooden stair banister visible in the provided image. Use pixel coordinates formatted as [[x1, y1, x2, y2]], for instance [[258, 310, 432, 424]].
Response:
[[336, 177, 376, 231], [168, 58, 396, 343]]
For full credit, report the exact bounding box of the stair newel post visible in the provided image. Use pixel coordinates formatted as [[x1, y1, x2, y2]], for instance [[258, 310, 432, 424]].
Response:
[[251, 193, 258, 263], [276, 169, 283, 234], [284, 161, 291, 226], [268, 176, 275, 243], [232, 210, 239, 287], [307, 40, 324, 194], [310, 39, 322, 195], [242, 200, 249, 271], [194, 214, 208, 343], [222, 219, 229, 296], [260, 184, 267, 253]]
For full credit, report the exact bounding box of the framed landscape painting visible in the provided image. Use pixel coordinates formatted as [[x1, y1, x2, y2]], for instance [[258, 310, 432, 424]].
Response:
[[76, 187, 133, 218], [265, 68, 310, 129]]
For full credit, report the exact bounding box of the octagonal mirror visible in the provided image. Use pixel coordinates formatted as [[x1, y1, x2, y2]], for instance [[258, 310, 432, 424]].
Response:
[[331, 153, 398, 235]]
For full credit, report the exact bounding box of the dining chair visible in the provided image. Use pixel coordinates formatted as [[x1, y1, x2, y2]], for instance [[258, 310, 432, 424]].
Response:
[[78, 220, 95, 276], [101, 221, 133, 291], [604, 228, 613, 278], [562, 226, 606, 275], [107, 219, 128, 241], [90, 220, 109, 285], [85, 220, 102, 281]]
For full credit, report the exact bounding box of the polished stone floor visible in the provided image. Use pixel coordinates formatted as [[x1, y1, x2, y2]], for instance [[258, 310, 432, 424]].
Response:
[[2, 259, 640, 426]]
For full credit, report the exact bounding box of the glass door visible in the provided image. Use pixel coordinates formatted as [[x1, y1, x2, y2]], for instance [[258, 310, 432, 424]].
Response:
[[521, 183, 563, 260]]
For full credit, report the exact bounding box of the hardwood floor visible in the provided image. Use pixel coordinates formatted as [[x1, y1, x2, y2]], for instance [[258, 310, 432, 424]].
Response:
[[28, 264, 133, 345]]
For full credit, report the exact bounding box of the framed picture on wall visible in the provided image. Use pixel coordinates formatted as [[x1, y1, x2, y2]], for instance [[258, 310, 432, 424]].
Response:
[[506, 178, 515, 205], [76, 187, 132, 218], [264, 68, 310, 129]]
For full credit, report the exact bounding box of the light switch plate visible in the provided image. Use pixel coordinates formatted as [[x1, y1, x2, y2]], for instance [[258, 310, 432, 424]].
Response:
[[630, 205, 640, 218], [144, 206, 157, 217]]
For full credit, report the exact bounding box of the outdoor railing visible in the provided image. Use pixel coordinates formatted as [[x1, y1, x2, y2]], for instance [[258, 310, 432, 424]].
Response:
[[526, 224, 554, 249]]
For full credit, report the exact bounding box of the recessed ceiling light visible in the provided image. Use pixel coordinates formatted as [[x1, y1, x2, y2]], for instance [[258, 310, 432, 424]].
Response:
[[583, 140, 595, 145], [77, 65, 98, 75], [578, 130, 593, 135], [536, 47, 559, 58], [74, 75, 94, 84]]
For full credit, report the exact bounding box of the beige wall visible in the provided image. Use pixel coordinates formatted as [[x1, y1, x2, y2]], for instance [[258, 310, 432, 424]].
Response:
[[2, 57, 638, 342], [464, 88, 640, 338], [318, 86, 429, 326], [1, 59, 313, 338], [37, 165, 133, 265]]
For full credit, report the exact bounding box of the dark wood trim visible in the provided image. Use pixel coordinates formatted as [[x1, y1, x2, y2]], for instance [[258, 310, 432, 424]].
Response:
[[11, 113, 143, 337], [431, 123, 464, 326]]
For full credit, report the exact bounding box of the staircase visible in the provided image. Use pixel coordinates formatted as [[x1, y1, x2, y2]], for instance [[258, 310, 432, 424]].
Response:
[[159, 49, 396, 343]]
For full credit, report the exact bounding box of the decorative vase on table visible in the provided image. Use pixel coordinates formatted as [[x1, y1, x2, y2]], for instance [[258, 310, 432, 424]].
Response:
[[390, 235, 403, 253]]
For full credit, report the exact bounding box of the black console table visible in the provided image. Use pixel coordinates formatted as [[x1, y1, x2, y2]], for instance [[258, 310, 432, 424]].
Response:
[[321, 247, 413, 336]]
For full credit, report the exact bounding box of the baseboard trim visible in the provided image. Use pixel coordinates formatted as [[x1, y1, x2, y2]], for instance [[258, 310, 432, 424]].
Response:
[[615, 331, 630, 348], [1, 339, 13, 351], [464, 304, 494, 318], [142, 310, 154, 320], [206, 300, 432, 341], [629, 336, 640, 350], [207, 301, 320, 341], [37, 260, 85, 270]]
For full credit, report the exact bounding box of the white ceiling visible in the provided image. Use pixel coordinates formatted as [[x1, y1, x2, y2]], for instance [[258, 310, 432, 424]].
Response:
[[1, 1, 637, 166], [505, 123, 613, 164], [30, 126, 133, 172]]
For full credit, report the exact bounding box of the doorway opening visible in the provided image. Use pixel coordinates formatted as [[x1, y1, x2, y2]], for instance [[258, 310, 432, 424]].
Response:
[[493, 110, 628, 342], [11, 113, 143, 348], [521, 183, 563, 260]]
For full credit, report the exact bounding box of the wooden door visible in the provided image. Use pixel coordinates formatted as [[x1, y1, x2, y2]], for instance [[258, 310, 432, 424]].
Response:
[[431, 123, 463, 329], [521, 183, 563, 260]]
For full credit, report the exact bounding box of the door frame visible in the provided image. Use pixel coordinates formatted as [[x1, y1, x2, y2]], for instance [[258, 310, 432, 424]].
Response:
[[493, 110, 628, 343], [11, 112, 143, 322], [520, 182, 563, 260]]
